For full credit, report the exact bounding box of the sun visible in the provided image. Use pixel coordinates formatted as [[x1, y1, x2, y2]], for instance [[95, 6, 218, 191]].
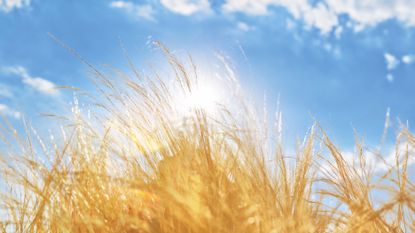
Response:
[[184, 83, 220, 113], [172, 77, 224, 119]]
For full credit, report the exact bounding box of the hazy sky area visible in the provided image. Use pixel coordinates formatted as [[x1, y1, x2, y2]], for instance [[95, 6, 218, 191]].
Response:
[[2, 0, 415, 149]]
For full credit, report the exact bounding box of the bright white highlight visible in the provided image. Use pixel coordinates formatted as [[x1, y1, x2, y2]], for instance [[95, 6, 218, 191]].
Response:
[[184, 83, 220, 113], [171, 71, 228, 120]]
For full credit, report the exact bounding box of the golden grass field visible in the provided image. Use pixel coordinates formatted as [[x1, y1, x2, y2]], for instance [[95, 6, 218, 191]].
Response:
[[0, 44, 414, 232]]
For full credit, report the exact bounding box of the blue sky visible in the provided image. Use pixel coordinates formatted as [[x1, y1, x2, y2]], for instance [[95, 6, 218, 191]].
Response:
[[1, 0, 415, 151]]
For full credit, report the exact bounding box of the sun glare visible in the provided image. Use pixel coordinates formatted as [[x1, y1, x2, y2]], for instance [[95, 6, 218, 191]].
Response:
[[171, 69, 226, 118], [184, 83, 220, 114]]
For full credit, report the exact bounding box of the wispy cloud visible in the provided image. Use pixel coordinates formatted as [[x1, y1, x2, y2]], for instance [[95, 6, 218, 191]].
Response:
[[402, 54, 415, 64], [222, 0, 270, 15], [1, 66, 59, 95], [222, 0, 415, 35], [377, 143, 415, 172], [386, 74, 394, 83], [0, 104, 21, 119], [236, 22, 250, 32], [0, 84, 13, 98], [326, 0, 415, 30], [110, 1, 155, 21], [0, 0, 30, 12], [320, 144, 415, 178], [160, 0, 210, 16], [222, 0, 337, 35], [334, 25, 343, 38], [384, 53, 399, 70]]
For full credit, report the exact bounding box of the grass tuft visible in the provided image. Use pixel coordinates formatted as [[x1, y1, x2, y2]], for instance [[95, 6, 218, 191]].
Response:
[[0, 43, 414, 232]]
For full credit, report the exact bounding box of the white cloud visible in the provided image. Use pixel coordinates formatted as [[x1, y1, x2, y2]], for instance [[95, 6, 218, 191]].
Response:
[[402, 54, 415, 64], [21, 76, 58, 95], [365, 142, 415, 173], [320, 143, 415, 178], [223, 0, 337, 35], [384, 53, 399, 70], [386, 74, 394, 83], [237, 22, 250, 31], [0, 0, 30, 12], [325, 0, 415, 29], [222, 0, 274, 15], [160, 0, 210, 15], [110, 1, 155, 21], [1, 66, 58, 95], [110, 0, 129, 8], [302, 3, 338, 35], [222, 0, 415, 35], [0, 104, 21, 119]]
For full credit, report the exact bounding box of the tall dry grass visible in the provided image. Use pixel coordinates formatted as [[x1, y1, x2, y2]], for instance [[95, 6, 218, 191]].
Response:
[[0, 43, 414, 232]]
